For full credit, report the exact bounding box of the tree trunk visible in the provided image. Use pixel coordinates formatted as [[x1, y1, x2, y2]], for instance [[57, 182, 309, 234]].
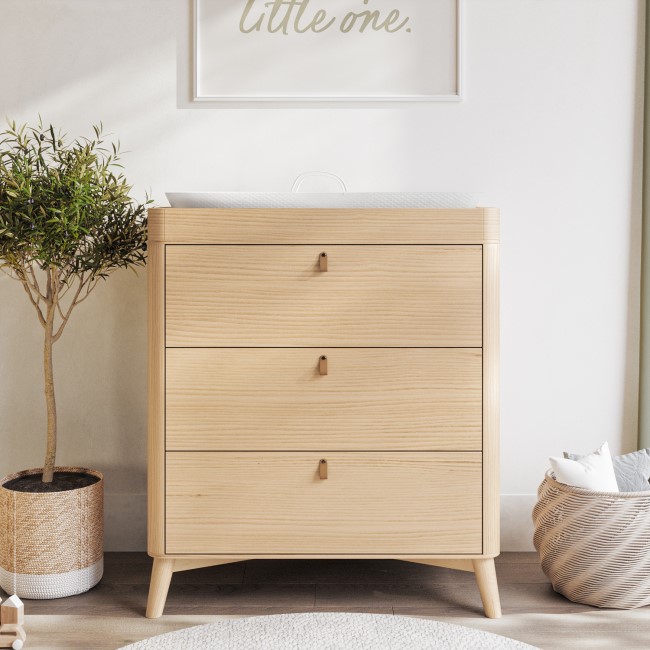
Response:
[[42, 302, 57, 483]]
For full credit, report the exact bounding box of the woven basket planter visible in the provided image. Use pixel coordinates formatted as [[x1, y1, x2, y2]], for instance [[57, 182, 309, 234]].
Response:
[[532, 470, 650, 609], [0, 467, 103, 599]]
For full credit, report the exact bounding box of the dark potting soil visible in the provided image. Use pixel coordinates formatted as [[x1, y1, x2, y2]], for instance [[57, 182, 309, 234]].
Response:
[[3, 471, 100, 493]]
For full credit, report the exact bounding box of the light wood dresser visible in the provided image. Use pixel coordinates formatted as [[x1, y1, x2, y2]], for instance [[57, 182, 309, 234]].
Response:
[[146, 207, 501, 618]]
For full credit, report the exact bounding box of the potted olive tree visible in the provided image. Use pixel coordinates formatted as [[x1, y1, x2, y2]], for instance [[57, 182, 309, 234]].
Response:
[[0, 121, 148, 598]]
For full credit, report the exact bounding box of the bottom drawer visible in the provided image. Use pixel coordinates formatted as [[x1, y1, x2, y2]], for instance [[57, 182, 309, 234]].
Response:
[[165, 452, 482, 555]]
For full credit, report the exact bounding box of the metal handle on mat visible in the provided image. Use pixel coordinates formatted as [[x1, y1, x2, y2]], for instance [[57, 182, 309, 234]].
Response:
[[291, 172, 347, 193]]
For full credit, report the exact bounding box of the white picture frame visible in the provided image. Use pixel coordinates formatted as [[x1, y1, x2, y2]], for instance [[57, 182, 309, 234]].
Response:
[[193, 0, 463, 103]]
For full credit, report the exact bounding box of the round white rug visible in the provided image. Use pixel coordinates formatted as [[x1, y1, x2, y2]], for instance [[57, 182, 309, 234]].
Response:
[[120, 613, 538, 649]]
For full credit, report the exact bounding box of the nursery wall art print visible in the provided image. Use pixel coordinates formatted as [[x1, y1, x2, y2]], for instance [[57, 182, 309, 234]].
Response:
[[194, 0, 462, 101]]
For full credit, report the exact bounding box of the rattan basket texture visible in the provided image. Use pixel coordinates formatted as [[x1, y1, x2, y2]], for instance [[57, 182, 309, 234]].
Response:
[[0, 467, 103, 599], [533, 470, 650, 609]]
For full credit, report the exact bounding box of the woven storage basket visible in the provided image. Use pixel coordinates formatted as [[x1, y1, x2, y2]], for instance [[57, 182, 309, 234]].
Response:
[[533, 470, 650, 609], [0, 467, 103, 599]]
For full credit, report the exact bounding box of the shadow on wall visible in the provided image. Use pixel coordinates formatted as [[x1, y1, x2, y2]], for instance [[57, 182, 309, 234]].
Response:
[[0, 268, 147, 517]]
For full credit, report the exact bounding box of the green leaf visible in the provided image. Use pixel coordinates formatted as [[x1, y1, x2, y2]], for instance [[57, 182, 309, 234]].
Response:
[[0, 118, 148, 299]]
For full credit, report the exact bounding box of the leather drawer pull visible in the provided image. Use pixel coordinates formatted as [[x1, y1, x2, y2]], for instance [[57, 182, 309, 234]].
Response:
[[319, 252, 328, 272], [319, 459, 328, 480], [319, 355, 328, 375]]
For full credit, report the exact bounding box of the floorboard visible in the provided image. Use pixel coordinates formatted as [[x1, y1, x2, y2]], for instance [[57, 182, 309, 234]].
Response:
[[1, 552, 649, 649]]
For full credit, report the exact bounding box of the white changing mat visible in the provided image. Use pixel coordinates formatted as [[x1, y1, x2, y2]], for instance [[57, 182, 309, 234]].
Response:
[[165, 192, 481, 210]]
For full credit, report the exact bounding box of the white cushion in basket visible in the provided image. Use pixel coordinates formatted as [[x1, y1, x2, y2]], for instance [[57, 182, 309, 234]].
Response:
[[549, 442, 619, 492], [565, 448, 650, 492]]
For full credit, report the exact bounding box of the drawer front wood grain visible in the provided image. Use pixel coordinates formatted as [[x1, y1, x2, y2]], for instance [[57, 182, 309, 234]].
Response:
[[165, 452, 482, 555], [165, 245, 482, 347], [166, 348, 482, 451], [148, 207, 500, 245]]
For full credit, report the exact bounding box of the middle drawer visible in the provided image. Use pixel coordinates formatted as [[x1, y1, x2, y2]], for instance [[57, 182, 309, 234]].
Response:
[[166, 348, 482, 451]]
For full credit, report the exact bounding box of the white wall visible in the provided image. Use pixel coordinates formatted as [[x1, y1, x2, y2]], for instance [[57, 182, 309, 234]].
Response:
[[0, 0, 643, 551]]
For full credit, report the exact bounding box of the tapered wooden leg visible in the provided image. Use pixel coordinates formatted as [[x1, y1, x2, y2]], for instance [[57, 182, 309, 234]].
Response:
[[146, 558, 175, 619], [472, 558, 502, 619]]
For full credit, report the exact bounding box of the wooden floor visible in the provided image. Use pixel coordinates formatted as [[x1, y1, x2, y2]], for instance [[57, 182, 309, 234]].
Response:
[[3, 552, 650, 649]]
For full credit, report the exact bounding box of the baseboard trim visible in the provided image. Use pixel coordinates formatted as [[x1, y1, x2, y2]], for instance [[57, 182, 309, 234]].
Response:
[[500, 494, 537, 551], [105, 493, 147, 551]]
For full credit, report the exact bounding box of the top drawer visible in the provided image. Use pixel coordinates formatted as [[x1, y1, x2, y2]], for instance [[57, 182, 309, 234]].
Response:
[[165, 245, 482, 347]]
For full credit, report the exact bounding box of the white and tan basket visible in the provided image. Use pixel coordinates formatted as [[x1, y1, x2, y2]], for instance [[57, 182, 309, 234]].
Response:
[[533, 470, 650, 609], [0, 467, 103, 599]]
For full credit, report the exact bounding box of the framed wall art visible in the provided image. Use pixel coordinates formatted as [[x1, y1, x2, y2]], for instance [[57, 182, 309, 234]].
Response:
[[193, 0, 463, 102]]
